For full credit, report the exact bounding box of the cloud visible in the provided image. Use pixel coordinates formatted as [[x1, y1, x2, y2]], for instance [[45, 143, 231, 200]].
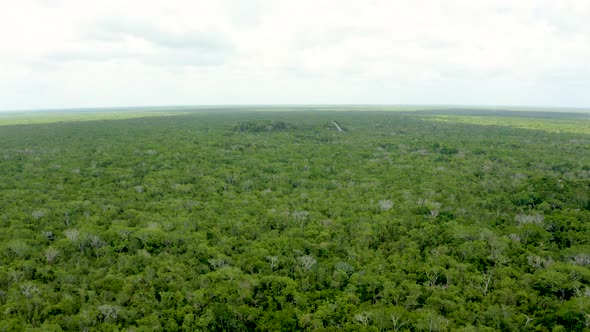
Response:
[[88, 18, 234, 52], [41, 18, 236, 68], [0, 0, 589, 110]]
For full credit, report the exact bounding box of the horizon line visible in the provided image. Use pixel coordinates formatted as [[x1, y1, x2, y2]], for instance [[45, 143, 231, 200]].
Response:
[[2, 103, 590, 113]]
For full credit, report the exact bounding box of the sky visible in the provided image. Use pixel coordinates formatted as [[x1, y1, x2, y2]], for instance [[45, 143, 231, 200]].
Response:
[[1, 0, 589, 111]]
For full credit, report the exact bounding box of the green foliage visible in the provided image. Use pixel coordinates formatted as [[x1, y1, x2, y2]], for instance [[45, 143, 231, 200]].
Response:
[[233, 120, 296, 133], [0, 110, 589, 330]]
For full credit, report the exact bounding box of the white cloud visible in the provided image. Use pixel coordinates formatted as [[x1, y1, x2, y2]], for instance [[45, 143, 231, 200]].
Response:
[[0, 0, 589, 110]]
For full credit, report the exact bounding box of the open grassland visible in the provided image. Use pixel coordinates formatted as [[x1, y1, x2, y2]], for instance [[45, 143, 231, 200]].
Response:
[[425, 113, 590, 135], [0, 109, 190, 126]]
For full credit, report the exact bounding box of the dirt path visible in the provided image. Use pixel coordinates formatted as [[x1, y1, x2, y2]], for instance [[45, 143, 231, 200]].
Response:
[[332, 121, 344, 132]]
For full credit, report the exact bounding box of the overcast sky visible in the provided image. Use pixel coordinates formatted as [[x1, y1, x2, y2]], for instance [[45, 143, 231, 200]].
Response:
[[1, 0, 589, 111]]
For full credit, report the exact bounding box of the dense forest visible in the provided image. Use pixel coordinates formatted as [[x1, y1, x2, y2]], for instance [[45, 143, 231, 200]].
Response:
[[0, 110, 589, 331]]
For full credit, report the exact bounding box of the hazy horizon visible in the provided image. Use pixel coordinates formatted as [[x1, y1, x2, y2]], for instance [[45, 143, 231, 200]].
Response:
[[3, 104, 590, 115], [1, 1, 589, 111]]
